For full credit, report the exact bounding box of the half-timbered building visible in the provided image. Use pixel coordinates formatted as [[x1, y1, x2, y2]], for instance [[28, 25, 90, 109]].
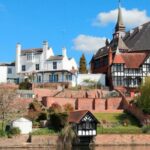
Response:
[[68, 110, 99, 143], [90, 3, 150, 93]]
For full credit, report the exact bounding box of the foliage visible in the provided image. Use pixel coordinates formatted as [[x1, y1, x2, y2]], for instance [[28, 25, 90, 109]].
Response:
[[137, 77, 150, 114], [0, 130, 6, 137], [28, 100, 43, 121], [49, 112, 68, 131], [32, 128, 57, 135], [32, 121, 40, 128], [0, 88, 26, 131], [58, 124, 77, 149], [37, 112, 47, 121], [63, 103, 74, 112], [9, 127, 21, 135], [82, 79, 101, 89], [79, 54, 87, 74], [19, 79, 32, 90], [49, 103, 62, 113], [142, 125, 150, 134]]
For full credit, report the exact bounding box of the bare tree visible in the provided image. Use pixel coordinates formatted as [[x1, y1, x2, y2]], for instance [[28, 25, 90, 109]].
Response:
[[0, 88, 27, 131]]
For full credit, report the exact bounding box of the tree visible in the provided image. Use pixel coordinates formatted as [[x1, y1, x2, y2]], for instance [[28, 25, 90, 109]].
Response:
[[0, 88, 26, 131], [19, 78, 32, 90], [63, 103, 74, 113], [58, 124, 77, 150], [137, 77, 150, 114], [79, 54, 87, 74]]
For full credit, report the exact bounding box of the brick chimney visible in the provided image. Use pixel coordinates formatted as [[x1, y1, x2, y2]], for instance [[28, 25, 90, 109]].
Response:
[[108, 47, 113, 66], [108, 46, 113, 90]]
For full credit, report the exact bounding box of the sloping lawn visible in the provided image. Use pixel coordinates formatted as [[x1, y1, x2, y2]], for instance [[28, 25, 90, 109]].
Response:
[[32, 128, 57, 136], [94, 112, 142, 134]]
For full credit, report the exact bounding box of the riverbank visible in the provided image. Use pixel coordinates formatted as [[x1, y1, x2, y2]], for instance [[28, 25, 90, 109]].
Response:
[[0, 134, 150, 148]]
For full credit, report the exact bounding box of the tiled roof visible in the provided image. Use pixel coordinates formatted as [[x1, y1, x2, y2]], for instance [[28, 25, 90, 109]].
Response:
[[113, 53, 148, 68], [21, 48, 43, 55], [68, 110, 89, 123], [113, 54, 125, 64], [48, 55, 63, 61], [93, 21, 150, 59], [124, 22, 150, 51]]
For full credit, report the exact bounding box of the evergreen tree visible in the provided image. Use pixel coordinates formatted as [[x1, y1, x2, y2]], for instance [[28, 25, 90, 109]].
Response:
[[79, 54, 87, 74]]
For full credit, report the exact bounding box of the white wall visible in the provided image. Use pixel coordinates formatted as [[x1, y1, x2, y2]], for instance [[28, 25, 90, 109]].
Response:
[[77, 74, 106, 86], [0, 66, 7, 83], [0, 65, 18, 83]]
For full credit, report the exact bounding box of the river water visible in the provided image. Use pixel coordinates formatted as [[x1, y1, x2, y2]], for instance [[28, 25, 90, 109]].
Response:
[[1, 146, 150, 150]]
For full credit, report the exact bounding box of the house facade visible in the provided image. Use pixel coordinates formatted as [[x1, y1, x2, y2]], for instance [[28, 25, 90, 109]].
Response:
[[16, 41, 78, 86], [0, 62, 18, 84], [90, 3, 150, 92]]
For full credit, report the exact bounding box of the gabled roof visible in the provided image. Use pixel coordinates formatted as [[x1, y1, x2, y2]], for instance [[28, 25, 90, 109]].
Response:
[[68, 110, 99, 124], [113, 52, 148, 68]]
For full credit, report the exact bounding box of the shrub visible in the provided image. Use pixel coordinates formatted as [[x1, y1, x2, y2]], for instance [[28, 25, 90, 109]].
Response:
[[142, 125, 150, 133], [49, 112, 68, 131], [19, 79, 32, 90], [37, 112, 47, 121], [0, 130, 6, 137], [49, 103, 62, 113], [9, 127, 21, 135], [137, 77, 150, 114], [63, 103, 74, 112], [32, 121, 40, 128]]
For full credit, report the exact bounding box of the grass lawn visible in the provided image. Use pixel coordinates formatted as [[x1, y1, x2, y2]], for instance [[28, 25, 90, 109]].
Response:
[[94, 112, 142, 134], [32, 128, 57, 136], [0, 122, 2, 130]]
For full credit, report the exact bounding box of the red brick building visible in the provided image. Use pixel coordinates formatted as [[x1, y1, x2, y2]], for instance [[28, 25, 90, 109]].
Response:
[[90, 4, 150, 93]]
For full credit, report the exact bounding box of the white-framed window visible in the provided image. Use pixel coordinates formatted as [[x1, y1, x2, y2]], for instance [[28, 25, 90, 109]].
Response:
[[53, 62, 57, 69], [27, 54, 32, 60], [35, 64, 40, 70], [7, 68, 12, 74], [22, 65, 26, 71]]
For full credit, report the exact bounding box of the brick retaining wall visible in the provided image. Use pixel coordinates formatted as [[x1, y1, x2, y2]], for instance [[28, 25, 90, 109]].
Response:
[[0, 134, 150, 147]]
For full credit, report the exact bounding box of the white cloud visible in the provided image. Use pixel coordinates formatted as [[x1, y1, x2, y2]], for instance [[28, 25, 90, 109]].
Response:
[[73, 34, 107, 53], [93, 8, 150, 28]]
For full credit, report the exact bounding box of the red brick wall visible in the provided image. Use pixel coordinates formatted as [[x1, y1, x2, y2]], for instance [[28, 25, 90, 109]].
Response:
[[42, 96, 126, 112], [106, 97, 122, 110], [94, 99, 106, 111], [42, 97, 76, 109], [77, 98, 94, 111]]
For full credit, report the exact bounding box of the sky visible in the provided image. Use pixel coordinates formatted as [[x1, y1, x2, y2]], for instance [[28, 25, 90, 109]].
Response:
[[0, 0, 150, 66]]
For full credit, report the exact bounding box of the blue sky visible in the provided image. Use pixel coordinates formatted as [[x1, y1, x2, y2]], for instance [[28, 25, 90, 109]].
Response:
[[0, 0, 150, 66]]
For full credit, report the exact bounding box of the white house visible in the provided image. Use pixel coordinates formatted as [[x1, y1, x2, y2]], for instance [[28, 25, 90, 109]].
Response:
[[16, 41, 78, 86], [0, 62, 18, 84], [11, 117, 32, 134]]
